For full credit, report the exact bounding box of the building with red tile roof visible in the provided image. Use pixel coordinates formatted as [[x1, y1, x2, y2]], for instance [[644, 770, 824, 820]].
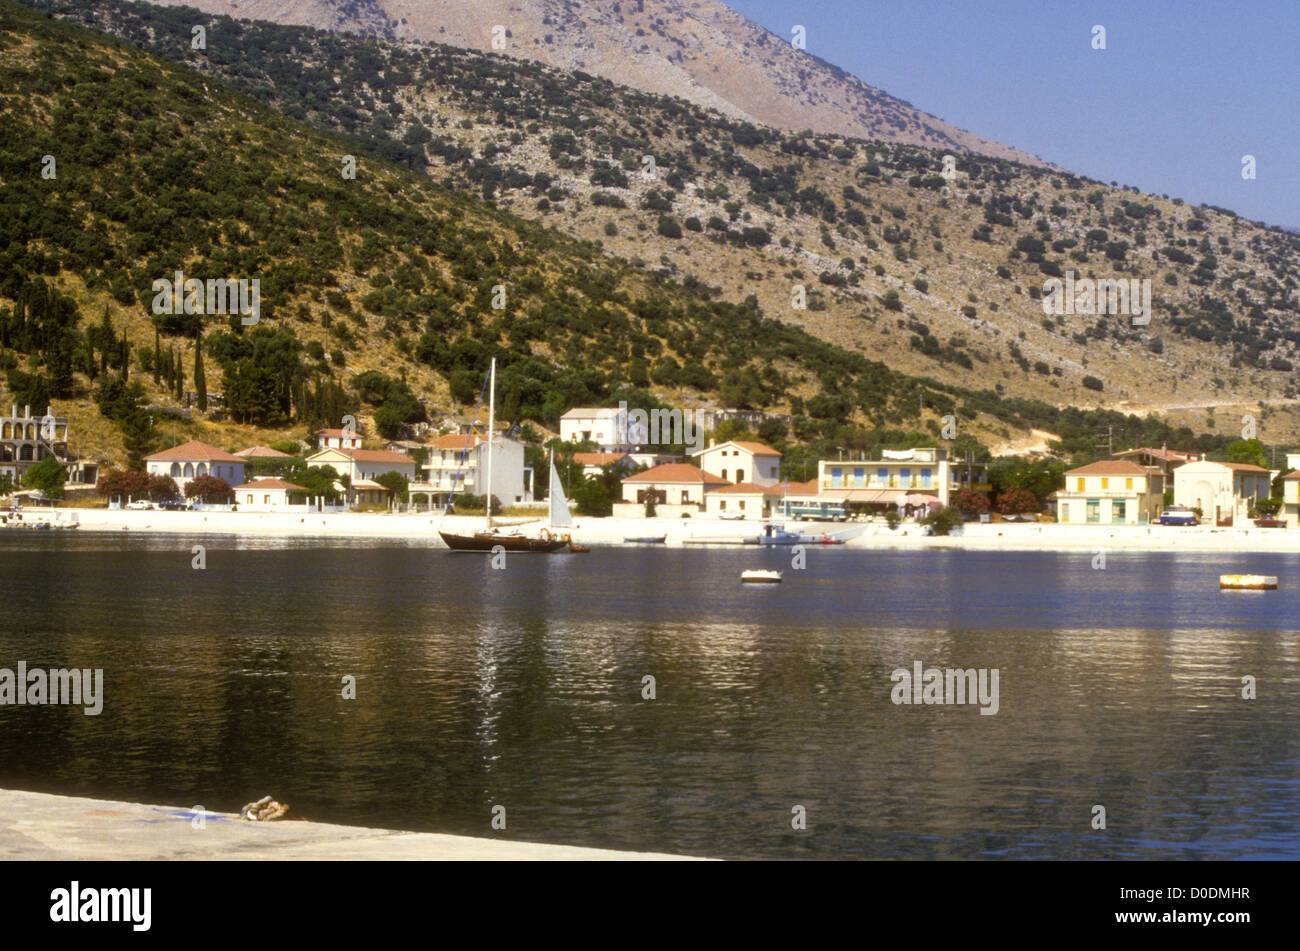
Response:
[[144, 440, 245, 492]]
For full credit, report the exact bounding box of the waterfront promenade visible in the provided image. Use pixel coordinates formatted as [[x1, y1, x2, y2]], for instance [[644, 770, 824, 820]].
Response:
[[14, 506, 1300, 553], [0, 789, 700, 860]]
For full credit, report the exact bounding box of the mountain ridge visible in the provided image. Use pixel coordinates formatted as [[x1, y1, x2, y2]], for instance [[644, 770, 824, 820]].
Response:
[[142, 0, 1055, 168]]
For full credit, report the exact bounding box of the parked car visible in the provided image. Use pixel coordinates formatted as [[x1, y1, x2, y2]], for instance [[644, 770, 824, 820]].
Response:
[[1158, 508, 1199, 526], [158, 500, 186, 511], [125, 500, 153, 510], [1253, 517, 1287, 528]]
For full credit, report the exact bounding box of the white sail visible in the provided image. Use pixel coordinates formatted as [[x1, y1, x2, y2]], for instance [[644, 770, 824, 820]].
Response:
[[549, 455, 573, 529]]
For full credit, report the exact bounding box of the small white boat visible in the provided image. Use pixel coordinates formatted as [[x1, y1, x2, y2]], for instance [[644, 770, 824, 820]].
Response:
[[741, 569, 783, 584], [1220, 574, 1278, 590]]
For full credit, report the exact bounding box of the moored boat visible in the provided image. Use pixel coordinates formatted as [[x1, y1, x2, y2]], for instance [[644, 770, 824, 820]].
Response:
[[439, 529, 570, 553], [741, 569, 783, 583], [441, 358, 570, 554]]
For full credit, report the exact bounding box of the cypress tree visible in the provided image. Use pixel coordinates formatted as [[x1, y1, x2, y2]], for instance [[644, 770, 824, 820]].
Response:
[[153, 327, 161, 385], [194, 334, 207, 412], [98, 307, 112, 374]]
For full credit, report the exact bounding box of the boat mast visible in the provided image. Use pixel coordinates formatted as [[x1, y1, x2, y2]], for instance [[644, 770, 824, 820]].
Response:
[[547, 446, 553, 531], [485, 357, 495, 532]]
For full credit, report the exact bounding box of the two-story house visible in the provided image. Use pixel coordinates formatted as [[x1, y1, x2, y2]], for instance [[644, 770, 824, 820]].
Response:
[[145, 440, 246, 495], [314, 428, 363, 451], [1057, 460, 1164, 524], [692, 441, 782, 486]]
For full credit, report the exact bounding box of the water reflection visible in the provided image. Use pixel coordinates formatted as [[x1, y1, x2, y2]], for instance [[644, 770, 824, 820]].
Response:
[[0, 536, 1296, 858]]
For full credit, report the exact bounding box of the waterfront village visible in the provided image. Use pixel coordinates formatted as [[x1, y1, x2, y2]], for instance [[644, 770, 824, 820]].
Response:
[[3, 400, 1300, 536]]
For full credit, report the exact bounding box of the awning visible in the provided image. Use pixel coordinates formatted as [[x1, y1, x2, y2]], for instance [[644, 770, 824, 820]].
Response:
[[820, 488, 935, 505]]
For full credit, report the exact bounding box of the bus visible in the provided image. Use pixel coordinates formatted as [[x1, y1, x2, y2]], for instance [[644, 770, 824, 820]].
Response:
[[773, 499, 848, 521]]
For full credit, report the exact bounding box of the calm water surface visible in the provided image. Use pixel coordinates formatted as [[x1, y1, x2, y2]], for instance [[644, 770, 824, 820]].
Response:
[[1, 534, 1297, 859]]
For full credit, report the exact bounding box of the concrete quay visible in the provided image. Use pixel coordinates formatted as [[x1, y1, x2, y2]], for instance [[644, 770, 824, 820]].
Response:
[[0, 788, 702, 861]]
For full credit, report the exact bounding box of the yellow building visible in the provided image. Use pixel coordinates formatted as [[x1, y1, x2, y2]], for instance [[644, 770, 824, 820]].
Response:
[[1057, 460, 1164, 525]]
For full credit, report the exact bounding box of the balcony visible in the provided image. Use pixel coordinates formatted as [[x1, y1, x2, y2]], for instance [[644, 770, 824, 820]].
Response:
[[823, 478, 932, 491]]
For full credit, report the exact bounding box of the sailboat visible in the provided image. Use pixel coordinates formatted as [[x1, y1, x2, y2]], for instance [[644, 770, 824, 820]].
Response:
[[439, 358, 570, 553]]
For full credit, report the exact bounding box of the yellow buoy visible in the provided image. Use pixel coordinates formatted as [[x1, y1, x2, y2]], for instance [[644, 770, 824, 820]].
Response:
[[1219, 574, 1278, 590]]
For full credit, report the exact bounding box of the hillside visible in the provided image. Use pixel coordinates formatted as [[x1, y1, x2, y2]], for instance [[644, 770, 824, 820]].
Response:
[[27, 0, 1300, 439], [137, 0, 1052, 168], [0, 0, 1084, 474], [2, 0, 1294, 480]]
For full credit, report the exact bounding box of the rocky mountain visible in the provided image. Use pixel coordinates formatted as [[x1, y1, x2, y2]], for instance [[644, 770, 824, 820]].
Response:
[[142, 0, 1052, 167]]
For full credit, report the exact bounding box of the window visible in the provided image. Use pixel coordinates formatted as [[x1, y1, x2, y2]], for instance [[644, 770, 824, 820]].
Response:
[[1101, 478, 1109, 489], [1112, 500, 1126, 523], [1060, 503, 1070, 522], [735, 471, 745, 484], [921, 468, 932, 488], [877, 468, 887, 486], [246, 495, 253, 504], [854, 468, 865, 488], [1077, 478, 1085, 492], [1125, 478, 1133, 490], [1086, 499, 1100, 523], [831, 467, 843, 487], [739, 501, 746, 510], [264, 495, 270, 505], [721, 469, 728, 482], [720, 500, 727, 510]]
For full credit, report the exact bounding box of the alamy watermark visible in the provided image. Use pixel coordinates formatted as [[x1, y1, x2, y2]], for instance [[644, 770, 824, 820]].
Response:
[[50, 882, 150, 931], [1042, 273, 1151, 325], [618, 401, 705, 453], [1, 663, 103, 715], [151, 269, 260, 325], [890, 661, 999, 715]]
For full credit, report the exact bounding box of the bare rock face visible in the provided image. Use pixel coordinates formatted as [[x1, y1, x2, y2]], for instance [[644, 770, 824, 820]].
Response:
[[149, 0, 1050, 167]]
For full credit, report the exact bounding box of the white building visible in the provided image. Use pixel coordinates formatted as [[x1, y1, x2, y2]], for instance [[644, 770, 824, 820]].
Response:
[[306, 447, 415, 483], [573, 451, 636, 478], [1173, 460, 1273, 525], [703, 482, 778, 519], [559, 407, 645, 451], [1282, 471, 1300, 528], [0, 404, 69, 482], [232, 477, 309, 511], [315, 428, 362, 450], [615, 462, 728, 518], [693, 440, 781, 486], [818, 448, 951, 508], [411, 434, 532, 505], [145, 440, 245, 494]]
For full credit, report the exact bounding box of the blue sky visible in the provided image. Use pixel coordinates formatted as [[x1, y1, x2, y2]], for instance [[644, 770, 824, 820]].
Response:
[[727, 0, 1299, 228]]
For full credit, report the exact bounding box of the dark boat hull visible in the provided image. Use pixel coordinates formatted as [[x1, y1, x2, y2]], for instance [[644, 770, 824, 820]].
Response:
[[439, 531, 570, 553]]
